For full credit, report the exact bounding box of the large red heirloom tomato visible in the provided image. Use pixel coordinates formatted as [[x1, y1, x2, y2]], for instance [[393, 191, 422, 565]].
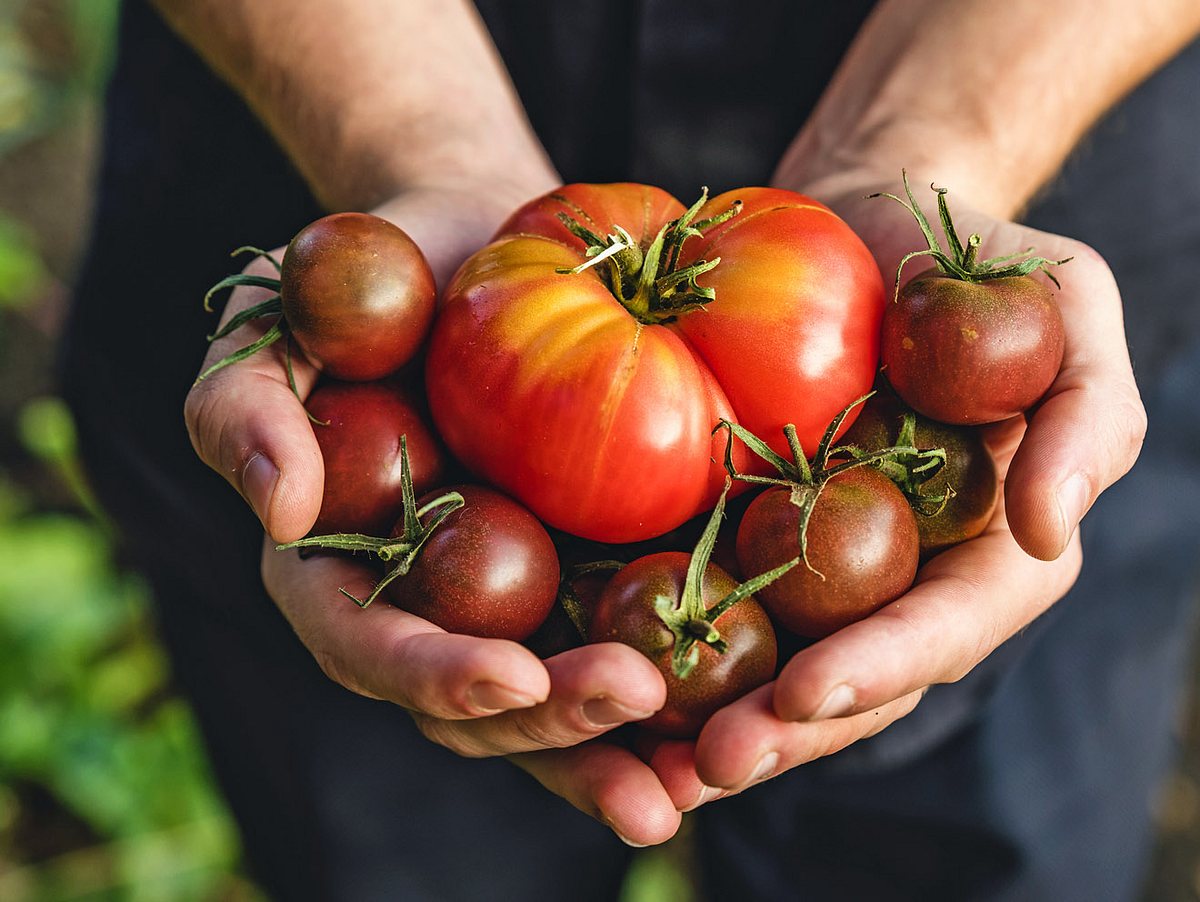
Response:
[[426, 183, 884, 542]]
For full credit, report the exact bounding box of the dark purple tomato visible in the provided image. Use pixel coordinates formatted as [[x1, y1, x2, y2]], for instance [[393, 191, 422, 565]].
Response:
[[589, 552, 777, 738], [386, 485, 560, 642], [736, 467, 918, 638], [524, 567, 612, 659], [843, 391, 998, 558], [306, 380, 445, 536], [881, 269, 1064, 425], [281, 213, 436, 381]]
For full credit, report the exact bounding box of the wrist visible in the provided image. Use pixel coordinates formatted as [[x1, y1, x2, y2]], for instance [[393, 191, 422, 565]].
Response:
[[773, 122, 1026, 223], [370, 170, 558, 289]]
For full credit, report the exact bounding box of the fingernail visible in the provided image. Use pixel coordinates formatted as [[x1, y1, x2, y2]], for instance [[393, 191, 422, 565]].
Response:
[[600, 813, 650, 847], [749, 751, 779, 783], [466, 682, 539, 714], [810, 683, 856, 721], [581, 696, 655, 728], [684, 785, 725, 812], [242, 452, 279, 525], [614, 831, 649, 848], [1056, 472, 1090, 545]]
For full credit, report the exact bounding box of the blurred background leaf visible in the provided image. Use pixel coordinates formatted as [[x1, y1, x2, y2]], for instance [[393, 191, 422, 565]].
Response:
[[0, 1, 263, 898]]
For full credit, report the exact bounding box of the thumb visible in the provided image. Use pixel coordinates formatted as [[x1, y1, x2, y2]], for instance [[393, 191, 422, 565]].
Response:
[[1003, 244, 1146, 560], [184, 270, 324, 544]]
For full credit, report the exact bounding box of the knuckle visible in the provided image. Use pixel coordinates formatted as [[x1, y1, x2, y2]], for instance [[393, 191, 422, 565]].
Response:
[[511, 711, 569, 750], [1069, 239, 1109, 272], [182, 379, 221, 462], [412, 714, 489, 758], [1109, 387, 1148, 472], [184, 377, 248, 483], [311, 646, 375, 700], [385, 630, 464, 713], [875, 580, 995, 685]]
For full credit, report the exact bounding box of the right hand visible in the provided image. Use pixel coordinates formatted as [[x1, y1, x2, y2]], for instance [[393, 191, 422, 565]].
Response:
[[183, 186, 684, 846]]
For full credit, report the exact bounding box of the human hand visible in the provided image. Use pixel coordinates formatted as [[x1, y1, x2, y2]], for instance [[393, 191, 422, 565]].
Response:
[[649, 417, 1083, 809], [262, 538, 681, 844], [646, 168, 1141, 810], [797, 170, 1147, 562], [183, 186, 683, 845]]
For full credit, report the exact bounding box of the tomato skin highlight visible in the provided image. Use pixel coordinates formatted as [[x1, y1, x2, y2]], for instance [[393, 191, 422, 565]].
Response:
[[305, 380, 446, 536], [281, 213, 436, 381], [589, 552, 777, 738], [385, 485, 560, 642], [426, 183, 884, 542], [881, 270, 1064, 425], [736, 468, 919, 639]]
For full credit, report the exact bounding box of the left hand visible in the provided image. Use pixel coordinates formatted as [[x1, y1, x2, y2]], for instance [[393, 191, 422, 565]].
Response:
[[648, 169, 1139, 810]]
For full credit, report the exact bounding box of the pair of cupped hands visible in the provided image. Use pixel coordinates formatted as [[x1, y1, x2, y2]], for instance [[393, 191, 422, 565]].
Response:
[[184, 168, 1144, 846]]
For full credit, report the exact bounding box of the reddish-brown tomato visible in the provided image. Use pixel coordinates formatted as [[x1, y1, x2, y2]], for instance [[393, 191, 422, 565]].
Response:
[[282, 213, 436, 380], [385, 486, 560, 642], [736, 468, 919, 638], [881, 273, 1064, 425], [306, 379, 445, 536], [589, 552, 777, 738]]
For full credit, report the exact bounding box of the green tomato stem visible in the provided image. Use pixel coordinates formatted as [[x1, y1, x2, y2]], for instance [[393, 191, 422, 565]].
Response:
[[716, 391, 947, 578], [274, 436, 465, 609], [869, 169, 1071, 293]]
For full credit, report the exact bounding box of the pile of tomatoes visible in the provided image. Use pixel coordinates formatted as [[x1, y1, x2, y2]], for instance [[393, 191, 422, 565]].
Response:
[[204, 175, 1064, 738]]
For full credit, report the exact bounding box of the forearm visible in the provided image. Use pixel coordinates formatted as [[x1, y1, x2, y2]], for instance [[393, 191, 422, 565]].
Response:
[[776, 0, 1200, 216], [150, 0, 557, 215]]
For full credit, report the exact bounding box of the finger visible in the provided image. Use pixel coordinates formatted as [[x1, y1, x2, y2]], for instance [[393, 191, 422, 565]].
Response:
[[640, 738, 724, 812], [186, 254, 326, 543], [264, 541, 550, 718], [1003, 240, 1146, 560], [509, 743, 682, 847], [412, 643, 666, 756], [691, 684, 923, 791], [772, 517, 1082, 724]]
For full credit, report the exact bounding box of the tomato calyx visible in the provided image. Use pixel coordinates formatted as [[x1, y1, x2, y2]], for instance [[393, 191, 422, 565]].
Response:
[[554, 187, 742, 324], [656, 478, 797, 679], [196, 245, 329, 424], [870, 170, 1072, 301], [716, 393, 947, 578], [849, 407, 955, 517], [197, 246, 287, 379], [275, 435, 466, 608]]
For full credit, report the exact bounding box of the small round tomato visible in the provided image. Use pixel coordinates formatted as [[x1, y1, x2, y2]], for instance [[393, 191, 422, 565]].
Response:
[[842, 390, 998, 557], [873, 173, 1066, 425], [385, 485, 560, 642], [306, 379, 446, 536], [882, 270, 1064, 424], [589, 552, 777, 738], [736, 467, 919, 639], [282, 213, 436, 380]]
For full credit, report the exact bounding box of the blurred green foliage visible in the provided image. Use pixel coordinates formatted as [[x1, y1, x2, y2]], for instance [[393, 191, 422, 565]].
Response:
[[0, 0, 119, 154], [0, 398, 259, 899], [0, 1, 261, 898], [0, 215, 44, 308]]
